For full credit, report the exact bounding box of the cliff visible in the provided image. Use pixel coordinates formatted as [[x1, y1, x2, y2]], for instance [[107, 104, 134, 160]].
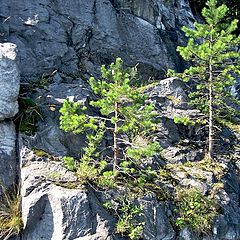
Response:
[[0, 1, 239, 240]]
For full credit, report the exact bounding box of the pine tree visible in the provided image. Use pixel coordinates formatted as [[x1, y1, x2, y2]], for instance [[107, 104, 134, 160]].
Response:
[[60, 58, 160, 171], [169, 0, 240, 159]]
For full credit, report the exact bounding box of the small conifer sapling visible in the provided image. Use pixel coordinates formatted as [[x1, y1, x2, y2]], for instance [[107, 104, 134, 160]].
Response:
[[60, 58, 160, 171]]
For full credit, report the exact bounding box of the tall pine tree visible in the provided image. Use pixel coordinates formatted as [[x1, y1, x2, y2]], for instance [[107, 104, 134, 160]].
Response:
[[169, 0, 240, 159]]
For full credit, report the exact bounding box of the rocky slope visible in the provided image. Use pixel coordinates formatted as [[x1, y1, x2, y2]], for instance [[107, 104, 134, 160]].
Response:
[[0, 0, 239, 240]]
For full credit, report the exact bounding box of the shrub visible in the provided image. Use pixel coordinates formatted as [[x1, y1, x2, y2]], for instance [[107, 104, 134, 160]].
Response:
[[63, 156, 77, 171], [104, 198, 144, 239], [175, 187, 218, 233]]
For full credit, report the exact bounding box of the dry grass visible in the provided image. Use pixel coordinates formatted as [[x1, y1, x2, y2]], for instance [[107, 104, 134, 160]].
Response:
[[0, 186, 22, 240]]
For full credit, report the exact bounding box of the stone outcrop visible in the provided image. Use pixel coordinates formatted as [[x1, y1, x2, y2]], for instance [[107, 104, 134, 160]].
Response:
[[20, 147, 115, 240], [0, 43, 19, 191], [20, 148, 177, 240]]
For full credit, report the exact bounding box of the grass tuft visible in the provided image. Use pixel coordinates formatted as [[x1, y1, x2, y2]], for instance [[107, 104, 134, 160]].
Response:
[[0, 186, 23, 240]]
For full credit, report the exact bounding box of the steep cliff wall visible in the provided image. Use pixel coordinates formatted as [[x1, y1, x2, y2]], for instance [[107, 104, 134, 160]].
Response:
[[0, 0, 194, 82], [0, 1, 239, 240]]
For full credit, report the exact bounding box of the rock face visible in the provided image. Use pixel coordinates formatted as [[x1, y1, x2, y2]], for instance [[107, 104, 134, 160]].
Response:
[[23, 78, 94, 157], [20, 148, 115, 240], [20, 148, 178, 240], [19, 78, 240, 240], [0, 43, 19, 120], [0, 1, 239, 240], [0, 121, 17, 190], [0, 43, 19, 191], [0, 0, 194, 82]]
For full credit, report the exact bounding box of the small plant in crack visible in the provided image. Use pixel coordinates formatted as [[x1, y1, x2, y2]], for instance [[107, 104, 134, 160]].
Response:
[[14, 97, 43, 135], [0, 185, 23, 240], [103, 197, 144, 240]]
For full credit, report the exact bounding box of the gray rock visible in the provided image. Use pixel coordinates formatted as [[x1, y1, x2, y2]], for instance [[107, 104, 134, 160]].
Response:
[[161, 146, 204, 164], [0, 43, 19, 120], [141, 199, 175, 240], [20, 147, 115, 240], [0, 0, 194, 82], [178, 227, 198, 240], [17, 71, 240, 240], [0, 1, 238, 239], [22, 79, 96, 157], [0, 121, 17, 191], [146, 77, 196, 115], [145, 78, 203, 149]]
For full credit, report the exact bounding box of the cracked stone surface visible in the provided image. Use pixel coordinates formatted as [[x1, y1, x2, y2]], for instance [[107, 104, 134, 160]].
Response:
[[20, 147, 116, 240], [0, 1, 239, 239], [0, 43, 19, 120], [0, 0, 194, 82]]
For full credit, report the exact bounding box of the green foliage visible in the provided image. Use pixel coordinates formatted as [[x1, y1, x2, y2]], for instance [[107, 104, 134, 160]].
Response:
[[189, 0, 240, 33], [80, 124, 106, 163], [173, 116, 207, 126], [60, 58, 159, 168], [15, 97, 43, 135], [184, 156, 226, 180], [168, 0, 240, 158], [59, 58, 160, 189], [97, 170, 118, 189], [33, 148, 49, 158], [59, 100, 89, 134], [126, 141, 161, 161], [174, 0, 240, 116], [63, 156, 77, 171], [76, 161, 98, 185], [173, 116, 195, 126], [104, 198, 144, 239], [175, 187, 218, 233], [217, 118, 240, 133], [59, 58, 164, 237], [60, 57, 157, 136], [0, 186, 23, 240]]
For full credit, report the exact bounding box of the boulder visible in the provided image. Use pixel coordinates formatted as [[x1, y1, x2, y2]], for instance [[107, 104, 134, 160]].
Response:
[[0, 43, 19, 120]]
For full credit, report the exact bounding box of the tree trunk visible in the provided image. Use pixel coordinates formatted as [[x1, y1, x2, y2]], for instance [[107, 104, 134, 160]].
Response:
[[113, 102, 119, 170], [208, 28, 214, 160], [208, 63, 214, 160]]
